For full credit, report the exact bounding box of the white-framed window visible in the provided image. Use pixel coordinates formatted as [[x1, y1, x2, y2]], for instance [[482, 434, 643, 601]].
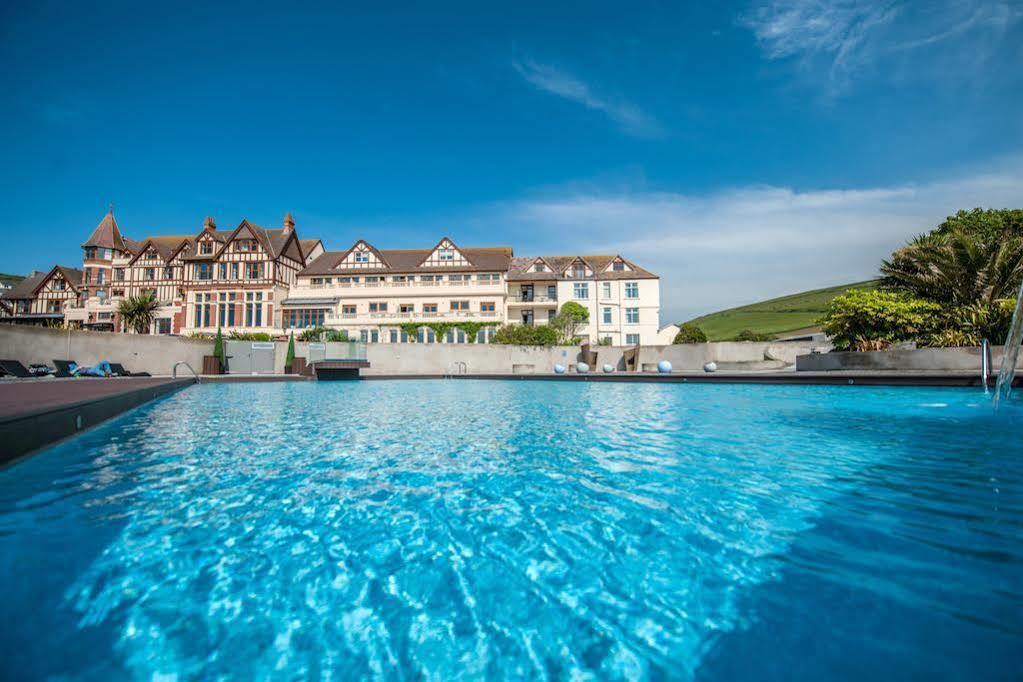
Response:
[[601, 282, 612, 299], [573, 283, 589, 299], [602, 307, 612, 324], [354, 251, 369, 263], [245, 292, 263, 326], [625, 282, 639, 299], [369, 302, 387, 312], [438, 248, 454, 261], [625, 308, 639, 324], [626, 333, 640, 345], [450, 300, 469, 311]]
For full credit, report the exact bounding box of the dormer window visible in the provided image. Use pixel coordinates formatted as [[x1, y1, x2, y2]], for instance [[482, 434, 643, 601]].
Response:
[[613, 261, 625, 271], [534, 263, 547, 272], [438, 248, 454, 261], [236, 240, 256, 252], [354, 251, 370, 263], [200, 242, 213, 255], [572, 266, 586, 278]]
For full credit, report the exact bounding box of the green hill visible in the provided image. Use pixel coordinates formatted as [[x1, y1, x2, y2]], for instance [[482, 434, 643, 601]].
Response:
[[0, 273, 23, 287], [683, 280, 880, 341]]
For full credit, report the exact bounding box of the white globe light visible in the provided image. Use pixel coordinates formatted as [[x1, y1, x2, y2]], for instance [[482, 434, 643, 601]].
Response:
[[553, 364, 566, 374], [704, 361, 718, 373], [657, 360, 673, 374], [576, 362, 590, 374]]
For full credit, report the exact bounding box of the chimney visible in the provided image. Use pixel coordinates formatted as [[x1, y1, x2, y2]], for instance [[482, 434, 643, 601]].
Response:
[[283, 212, 295, 235], [204, 216, 216, 231]]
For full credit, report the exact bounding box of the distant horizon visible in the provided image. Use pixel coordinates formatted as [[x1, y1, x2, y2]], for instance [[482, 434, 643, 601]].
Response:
[[2, 2, 1022, 321]]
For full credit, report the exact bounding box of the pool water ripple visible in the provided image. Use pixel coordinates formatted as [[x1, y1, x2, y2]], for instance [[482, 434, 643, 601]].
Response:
[[0, 381, 1021, 680]]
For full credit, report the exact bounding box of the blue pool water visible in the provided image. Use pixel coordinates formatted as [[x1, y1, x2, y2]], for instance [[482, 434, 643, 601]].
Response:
[[1, 381, 1021, 680]]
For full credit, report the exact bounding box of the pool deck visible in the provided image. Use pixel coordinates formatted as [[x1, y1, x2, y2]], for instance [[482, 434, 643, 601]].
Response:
[[0, 377, 195, 465]]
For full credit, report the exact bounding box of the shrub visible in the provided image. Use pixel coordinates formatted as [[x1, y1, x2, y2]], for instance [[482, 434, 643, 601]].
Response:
[[297, 326, 349, 342], [819, 289, 942, 351], [732, 329, 773, 342], [492, 324, 560, 346], [672, 323, 707, 344], [227, 331, 273, 341], [924, 299, 1017, 347]]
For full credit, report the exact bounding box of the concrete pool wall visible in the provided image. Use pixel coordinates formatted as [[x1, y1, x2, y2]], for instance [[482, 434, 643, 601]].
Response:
[[2, 325, 1016, 377]]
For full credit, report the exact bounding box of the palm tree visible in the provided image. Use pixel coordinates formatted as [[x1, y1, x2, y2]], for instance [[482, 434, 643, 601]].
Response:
[[117, 292, 160, 334], [881, 229, 1023, 307]]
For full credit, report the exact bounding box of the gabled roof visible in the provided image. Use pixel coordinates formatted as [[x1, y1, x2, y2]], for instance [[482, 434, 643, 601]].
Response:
[[182, 219, 302, 262], [416, 237, 473, 267], [299, 245, 513, 276], [507, 254, 657, 281], [126, 236, 194, 265], [82, 210, 127, 251], [1, 272, 47, 300], [2, 265, 83, 300], [334, 239, 390, 268]]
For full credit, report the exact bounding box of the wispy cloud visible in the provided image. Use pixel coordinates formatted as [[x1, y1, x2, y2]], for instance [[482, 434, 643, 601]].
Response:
[[512, 58, 664, 138], [741, 0, 1021, 93], [467, 158, 1023, 322]]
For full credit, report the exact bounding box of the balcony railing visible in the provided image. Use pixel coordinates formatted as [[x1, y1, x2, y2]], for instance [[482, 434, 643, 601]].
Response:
[[333, 310, 500, 322], [509, 294, 558, 303]]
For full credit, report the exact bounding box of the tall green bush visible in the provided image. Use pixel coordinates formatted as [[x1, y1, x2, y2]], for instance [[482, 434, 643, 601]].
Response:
[[213, 327, 226, 371], [819, 289, 941, 351], [550, 302, 589, 343], [285, 332, 295, 373]]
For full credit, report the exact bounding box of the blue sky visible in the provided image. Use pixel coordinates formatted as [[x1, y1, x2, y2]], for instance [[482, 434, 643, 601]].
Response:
[[1, 1, 1022, 321]]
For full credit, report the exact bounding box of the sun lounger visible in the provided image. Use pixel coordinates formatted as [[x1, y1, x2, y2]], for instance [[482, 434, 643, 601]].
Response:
[[0, 360, 34, 378], [52, 360, 75, 378], [109, 363, 151, 377]]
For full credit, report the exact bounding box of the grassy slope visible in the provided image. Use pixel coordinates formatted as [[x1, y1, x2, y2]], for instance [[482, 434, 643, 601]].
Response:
[[684, 279, 880, 341], [0, 273, 23, 286]]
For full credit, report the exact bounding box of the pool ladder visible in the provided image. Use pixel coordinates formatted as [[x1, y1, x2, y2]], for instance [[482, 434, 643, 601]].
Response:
[[981, 339, 992, 391], [172, 361, 201, 383]]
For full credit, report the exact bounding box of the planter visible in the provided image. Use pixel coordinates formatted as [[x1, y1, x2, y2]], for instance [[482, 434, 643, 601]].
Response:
[[202, 355, 223, 375]]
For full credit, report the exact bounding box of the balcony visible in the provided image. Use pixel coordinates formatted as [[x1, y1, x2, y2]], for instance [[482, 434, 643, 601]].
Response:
[[507, 294, 558, 306], [330, 310, 500, 323]]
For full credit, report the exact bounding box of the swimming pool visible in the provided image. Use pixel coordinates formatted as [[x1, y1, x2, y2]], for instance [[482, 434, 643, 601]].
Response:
[[1, 381, 1020, 680]]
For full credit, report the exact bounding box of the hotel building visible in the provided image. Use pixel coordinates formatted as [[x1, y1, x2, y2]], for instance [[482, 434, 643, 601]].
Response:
[[2, 211, 663, 345]]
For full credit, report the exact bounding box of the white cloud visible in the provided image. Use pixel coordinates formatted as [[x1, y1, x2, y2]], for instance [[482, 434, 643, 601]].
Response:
[[512, 58, 664, 138], [741, 0, 1021, 93], [470, 160, 1023, 323]]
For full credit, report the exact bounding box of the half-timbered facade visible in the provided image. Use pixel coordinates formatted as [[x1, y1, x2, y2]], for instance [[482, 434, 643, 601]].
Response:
[[0, 266, 83, 325], [180, 214, 312, 335]]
